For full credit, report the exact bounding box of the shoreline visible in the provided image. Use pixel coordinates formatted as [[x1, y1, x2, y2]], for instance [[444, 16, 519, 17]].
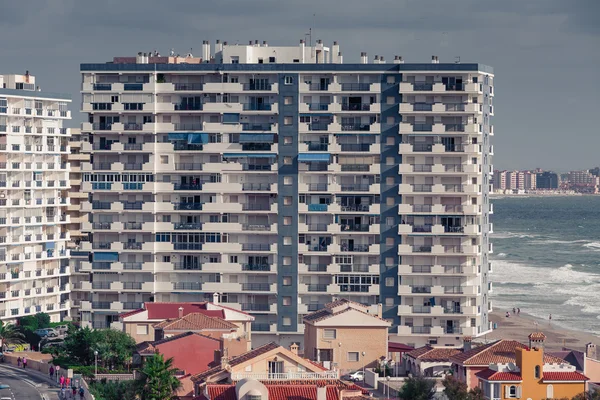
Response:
[[490, 193, 593, 198], [485, 309, 599, 351]]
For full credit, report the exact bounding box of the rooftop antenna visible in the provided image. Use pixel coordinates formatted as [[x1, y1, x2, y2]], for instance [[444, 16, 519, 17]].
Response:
[[170, 48, 175, 56]]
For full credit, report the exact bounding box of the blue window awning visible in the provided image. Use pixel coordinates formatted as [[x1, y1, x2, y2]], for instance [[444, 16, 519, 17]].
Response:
[[188, 133, 209, 144], [239, 134, 274, 143], [93, 252, 119, 262], [223, 113, 240, 124], [298, 153, 331, 162], [45, 242, 55, 250], [223, 153, 276, 159], [168, 133, 188, 141]]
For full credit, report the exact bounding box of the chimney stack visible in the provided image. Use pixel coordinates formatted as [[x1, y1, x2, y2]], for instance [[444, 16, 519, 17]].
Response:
[[586, 343, 597, 361], [338, 52, 343, 64], [360, 52, 368, 64], [528, 332, 546, 350], [374, 55, 380, 64], [331, 41, 340, 64], [255, 39, 259, 47], [299, 39, 306, 63], [431, 55, 440, 64], [178, 306, 184, 319], [290, 343, 299, 356], [317, 387, 327, 400], [263, 40, 268, 47], [213, 292, 220, 304], [463, 336, 472, 352], [393, 55, 404, 64], [215, 39, 223, 53]]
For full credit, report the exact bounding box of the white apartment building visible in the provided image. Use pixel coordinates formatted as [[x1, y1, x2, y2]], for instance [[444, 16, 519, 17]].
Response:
[[0, 72, 72, 322], [78, 40, 494, 347]]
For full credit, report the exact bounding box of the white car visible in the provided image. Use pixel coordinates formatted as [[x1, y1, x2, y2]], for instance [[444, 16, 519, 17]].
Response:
[[348, 371, 365, 381]]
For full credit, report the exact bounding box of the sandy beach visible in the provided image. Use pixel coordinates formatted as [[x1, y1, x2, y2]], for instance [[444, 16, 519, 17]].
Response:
[[482, 309, 599, 351]]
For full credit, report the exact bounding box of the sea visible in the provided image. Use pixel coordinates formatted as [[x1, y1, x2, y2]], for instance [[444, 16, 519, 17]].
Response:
[[490, 195, 600, 335]]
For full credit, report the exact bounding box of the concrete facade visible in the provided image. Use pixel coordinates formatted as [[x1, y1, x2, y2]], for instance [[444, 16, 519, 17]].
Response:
[[77, 40, 494, 347]]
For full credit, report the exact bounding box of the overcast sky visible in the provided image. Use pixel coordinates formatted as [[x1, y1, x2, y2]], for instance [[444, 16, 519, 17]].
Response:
[[1, 0, 598, 171]]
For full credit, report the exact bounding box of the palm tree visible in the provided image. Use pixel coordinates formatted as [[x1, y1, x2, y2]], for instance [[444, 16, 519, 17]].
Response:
[[136, 353, 181, 400], [0, 322, 25, 350]]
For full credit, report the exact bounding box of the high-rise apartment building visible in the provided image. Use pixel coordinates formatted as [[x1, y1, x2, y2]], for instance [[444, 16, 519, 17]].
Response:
[[536, 171, 559, 189], [0, 72, 72, 322], [78, 40, 494, 347]]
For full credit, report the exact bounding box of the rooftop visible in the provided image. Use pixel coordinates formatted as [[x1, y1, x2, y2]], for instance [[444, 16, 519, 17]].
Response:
[[136, 331, 221, 356], [475, 369, 588, 382], [303, 299, 389, 326], [449, 340, 568, 366], [405, 345, 462, 362], [154, 312, 238, 332]]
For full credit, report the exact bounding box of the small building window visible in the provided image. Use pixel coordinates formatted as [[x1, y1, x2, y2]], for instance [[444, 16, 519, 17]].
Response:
[[282, 317, 291, 326], [534, 365, 540, 379], [323, 329, 336, 339], [136, 324, 148, 335], [347, 352, 359, 362], [284, 76, 294, 85], [248, 395, 261, 400]]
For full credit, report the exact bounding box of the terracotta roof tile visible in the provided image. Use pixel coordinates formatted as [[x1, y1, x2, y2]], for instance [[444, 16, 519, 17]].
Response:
[[206, 383, 356, 400], [191, 342, 280, 383], [303, 305, 390, 326], [543, 372, 588, 382], [528, 332, 547, 340], [207, 385, 237, 400], [136, 332, 220, 355], [450, 340, 568, 366], [119, 308, 144, 318], [145, 302, 225, 319], [154, 313, 238, 331], [406, 345, 462, 362], [476, 369, 522, 382], [324, 298, 366, 309], [388, 342, 414, 353]]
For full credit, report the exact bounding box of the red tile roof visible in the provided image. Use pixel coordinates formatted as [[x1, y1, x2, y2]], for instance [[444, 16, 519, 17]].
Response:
[[303, 299, 389, 325], [146, 302, 225, 319], [543, 372, 588, 382], [405, 345, 462, 362], [528, 332, 547, 340], [388, 342, 414, 353], [119, 308, 145, 318], [205, 383, 362, 400], [154, 312, 238, 331], [475, 369, 522, 382], [449, 340, 567, 366]]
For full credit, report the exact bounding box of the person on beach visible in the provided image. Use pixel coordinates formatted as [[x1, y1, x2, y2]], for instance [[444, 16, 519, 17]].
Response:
[[513, 307, 516, 314], [506, 311, 510, 318], [17, 357, 21, 367], [517, 308, 520, 315], [60, 375, 65, 388], [549, 314, 552, 322], [22, 356, 27, 369]]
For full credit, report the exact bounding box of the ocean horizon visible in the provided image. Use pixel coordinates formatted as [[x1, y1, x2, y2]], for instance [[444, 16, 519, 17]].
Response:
[[491, 195, 600, 336]]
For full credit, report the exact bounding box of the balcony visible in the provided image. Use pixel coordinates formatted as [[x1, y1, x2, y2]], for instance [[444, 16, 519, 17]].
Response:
[[307, 284, 328, 292], [174, 183, 203, 191], [241, 283, 271, 291], [340, 83, 371, 91], [242, 183, 271, 191], [173, 282, 202, 290], [175, 163, 203, 171], [173, 263, 202, 271], [242, 244, 271, 251], [251, 323, 271, 332], [411, 326, 432, 334], [242, 264, 270, 272], [174, 222, 203, 230], [174, 83, 204, 91], [174, 123, 203, 131], [242, 303, 271, 311], [411, 286, 432, 294], [173, 202, 203, 211]]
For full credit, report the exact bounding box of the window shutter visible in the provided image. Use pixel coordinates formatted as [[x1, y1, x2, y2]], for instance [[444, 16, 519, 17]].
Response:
[[516, 385, 522, 398], [504, 386, 510, 398]]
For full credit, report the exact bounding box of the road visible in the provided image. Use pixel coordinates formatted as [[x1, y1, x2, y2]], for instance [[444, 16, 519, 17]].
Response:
[[0, 364, 60, 400]]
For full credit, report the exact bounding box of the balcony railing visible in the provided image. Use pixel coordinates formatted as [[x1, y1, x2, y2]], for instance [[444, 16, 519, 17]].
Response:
[[92, 282, 111, 289], [242, 224, 271, 231], [242, 244, 271, 251], [242, 183, 271, 191], [123, 262, 142, 270], [173, 243, 203, 250], [241, 283, 271, 291], [242, 264, 270, 271], [174, 223, 203, 230], [308, 264, 328, 272], [413, 306, 431, 314], [173, 282, 202, 290], [92, 302, 111, 309], [243, 83, 272, 91], [92, 262, 112, 270], [251, 323, 270, 332], [411, 286, 432, 293], [173, 202, 203, 210], [242, 303, 271, 311], [174, 83, 204, 91], [174, 183, 203, 191], [175, 163, 203, 170], [444, 286, 464, 294], [174, 123, 203, 131], [123, 302, 143, 309], [123, 282, 142, 290], [307, 284, 328, 292], [341, 83, 370, 91], [413, 83, 433, 91], [123, 242, 142, 250], [411, 326, 432, 334], [242, 123, 272, 131], [174, 263, 202, 270]]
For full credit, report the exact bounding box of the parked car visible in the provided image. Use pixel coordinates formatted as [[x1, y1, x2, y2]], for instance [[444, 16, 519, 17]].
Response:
[[34, 328, 58, 338], [348, 371, 365, 382], [54, 325, 69, 335]]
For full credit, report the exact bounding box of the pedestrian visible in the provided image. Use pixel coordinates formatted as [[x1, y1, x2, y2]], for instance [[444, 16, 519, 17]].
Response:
[[66, 377, 70, 389], [22, 356, 27, 369], [17, 357, 21, 367], [79, 386, 85, 399], [72, 386, 77, 397], [49, 365, 55, 378], [549, 314, 552, 321], [506, 311, 510, 318], [517, 308, 520, 315], [60, 375, 65, 388], [513, 307, 516, 314]]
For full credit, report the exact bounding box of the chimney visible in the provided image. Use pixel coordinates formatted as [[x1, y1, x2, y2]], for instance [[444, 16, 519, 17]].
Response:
[[586, 343, 597, 361], [331, 41, 339, 64], [202, 41, 210, 62], [289, 343, 299, 356], [393, 55, 404, 64], [299, 39, 306, 63], [380, 56, 385, 64], [215, 39, 223, 53], [255, 39, 259, 47], [263, 40, 268, 47], [360, 52, 368, 64], [431, 55, 437, 64], [377, 303, 382, 318], [528, 332, 546, 350], [463, 336, 473, 352], [374, 55, 380, 64], [213, 292, 219, 304], [249, 40, 253, 45], [317, 387, 327, 400], [338, 52, 343, 64], [178, 306, 184, 318]]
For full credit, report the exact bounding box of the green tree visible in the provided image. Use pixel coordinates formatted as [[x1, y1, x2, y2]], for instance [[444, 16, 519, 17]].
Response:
[[61, 327, 97, 365], [572, 389, 600, 400], [443, 374, 469, 400], [136, 354, 181, 400], [468, 386, 485, 400], [0, 321, 25, 350], [398, 376, 436, 400], [93, 329, 136, 369], [34, 312, 50, 328], [89, 379, 137, 400]]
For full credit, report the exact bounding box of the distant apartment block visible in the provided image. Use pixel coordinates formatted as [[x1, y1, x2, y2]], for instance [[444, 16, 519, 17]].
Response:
[[493, 170, 536, 192], [77, 40, 494, 347], [568, 170, 600, 186], [535, 171, 559, 190], [0, 72, 72, 322]]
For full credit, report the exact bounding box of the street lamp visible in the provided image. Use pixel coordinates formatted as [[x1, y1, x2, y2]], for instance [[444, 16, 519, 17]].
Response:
[[94, 350, 98, 376], [361, 352, 366, 381]]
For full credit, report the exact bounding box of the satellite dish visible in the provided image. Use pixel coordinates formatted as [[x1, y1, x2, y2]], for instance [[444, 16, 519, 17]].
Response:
[[507, 362, 517, 371]]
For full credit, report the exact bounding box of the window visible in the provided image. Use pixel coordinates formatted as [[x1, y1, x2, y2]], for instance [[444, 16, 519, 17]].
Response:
[[386, 96, 395, 105], [269, 57, 276, 63], [386, 136, 395, 145], [284, 116, 293, 125], [283, 236, 292, 245], [506, 385, 519, 398], [283, 136, 293, 145], [534, 365, 540, 379], [162, 256, 171, 262], [160, 155, 168, 164], [284, 196, 292, 206], [282, 317, 291, 326], [283, 276, 292, 286], [283, 296, 292, 306], [283, 256, 292, 266], [385, 277, 394, 287], [386, 257, 394, 266], [387, 76, 396, 84], [546, 385, 553, 398], [347, 352, 359, 362], [471, 318, 476, 327], [162, 215, 171, 222], [136, 324, 149, 335], [284, 176, 293, 185], [323, 329, 336, 339], [284, 156, 292, 165], [386, 197, 394, 206], [230, 56, 239, 64], [386, 157, 394, 166], [283, 216, 292, 225], [386, 177, 394, 185], [385, 297, 394, 306], [230, 255, 238, 263], [284, 76, 294, 85], [284, 97, 293, 105], [386, 237, 394, 246]]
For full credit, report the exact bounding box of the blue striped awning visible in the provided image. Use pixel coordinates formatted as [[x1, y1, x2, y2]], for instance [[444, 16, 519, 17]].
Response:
[[298, 153, 331, 162], [239, 134, 275, 143], [168, 133, 188, 141], [188, 133, 209, 144], [93, 252, 119, 262]]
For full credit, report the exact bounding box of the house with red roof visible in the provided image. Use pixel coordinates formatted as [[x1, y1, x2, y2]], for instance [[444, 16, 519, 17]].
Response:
[[548, 342, 600, 392], [303, 299, 390, 374], [474, 333, 588, 399], [119, 301, 254, 345], [404, 344, 463, 377], [450, 334, 569, 390]]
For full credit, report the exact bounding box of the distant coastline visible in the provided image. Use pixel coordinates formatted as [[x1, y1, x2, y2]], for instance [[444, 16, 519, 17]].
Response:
[[490, 191, 588, 198]]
